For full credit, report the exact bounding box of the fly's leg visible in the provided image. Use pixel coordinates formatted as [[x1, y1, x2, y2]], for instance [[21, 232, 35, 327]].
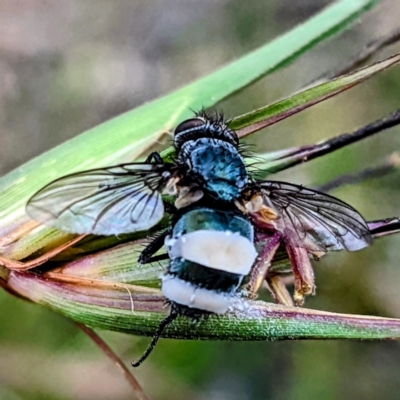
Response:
[[132, 312, 178, 367], [284, 236, 316, 306], [247, 231, 282, 298], [138, 201, 176, 263], [265, 274, 294, 306], [138, 230, 171, 265], [145, 152, 163, 164]]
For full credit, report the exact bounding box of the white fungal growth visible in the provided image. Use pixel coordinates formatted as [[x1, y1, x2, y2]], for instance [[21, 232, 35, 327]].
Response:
[[162, 275, 231, 314], [165, 229, 257, 275]]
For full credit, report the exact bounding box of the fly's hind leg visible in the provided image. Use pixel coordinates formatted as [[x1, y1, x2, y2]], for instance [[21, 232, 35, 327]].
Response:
[[265, 274, 295, 307]]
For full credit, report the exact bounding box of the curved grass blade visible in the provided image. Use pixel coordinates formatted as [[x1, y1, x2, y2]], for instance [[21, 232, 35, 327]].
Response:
[[7, 270, 400, 342], [231, 53, 400, 137], [56, 239, 166, 287], [76, 323, 150, 400]]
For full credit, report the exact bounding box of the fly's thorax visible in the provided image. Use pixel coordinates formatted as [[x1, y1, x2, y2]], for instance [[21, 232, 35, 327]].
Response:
[[178, 138, 248, 202], [161, 207, 258, 314]]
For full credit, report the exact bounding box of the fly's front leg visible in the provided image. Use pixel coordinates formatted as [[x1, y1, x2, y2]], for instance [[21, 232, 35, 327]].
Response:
[[138, 229, 171, 265], [145, 152, 163, 164], [247, 231, 282, 298]]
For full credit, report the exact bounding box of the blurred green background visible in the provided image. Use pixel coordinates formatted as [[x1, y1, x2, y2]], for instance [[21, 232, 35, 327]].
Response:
[[1, 1, 400, 399]]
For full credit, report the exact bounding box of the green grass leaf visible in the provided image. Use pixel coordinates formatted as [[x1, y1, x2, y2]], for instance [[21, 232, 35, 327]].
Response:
[[231, 53, 400, 137], [7, 271, 400, 342]]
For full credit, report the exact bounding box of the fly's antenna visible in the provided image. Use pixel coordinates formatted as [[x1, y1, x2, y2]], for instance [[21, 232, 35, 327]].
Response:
[[131, 312, 178, 367]]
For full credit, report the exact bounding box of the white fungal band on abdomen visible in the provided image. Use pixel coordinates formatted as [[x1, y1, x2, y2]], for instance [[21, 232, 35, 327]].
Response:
[[165, 230, 257, 275], [161, 275, 231, 314]]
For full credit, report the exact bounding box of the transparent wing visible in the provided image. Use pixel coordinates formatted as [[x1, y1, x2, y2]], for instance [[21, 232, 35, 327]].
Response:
[[259, 181, 372, 251], [26, 163, 172, 235]]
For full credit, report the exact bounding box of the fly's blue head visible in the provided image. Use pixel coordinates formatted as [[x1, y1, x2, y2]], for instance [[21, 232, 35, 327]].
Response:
[[174, 113, 248, 202]]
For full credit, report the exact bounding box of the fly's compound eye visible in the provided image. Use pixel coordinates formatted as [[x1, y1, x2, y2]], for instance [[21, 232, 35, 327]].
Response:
[[174, 118, 206, 151], [174, 118, 205, 136]]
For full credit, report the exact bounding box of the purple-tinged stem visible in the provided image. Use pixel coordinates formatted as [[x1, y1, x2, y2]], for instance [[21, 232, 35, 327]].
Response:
[[77, 323, 150, 400]]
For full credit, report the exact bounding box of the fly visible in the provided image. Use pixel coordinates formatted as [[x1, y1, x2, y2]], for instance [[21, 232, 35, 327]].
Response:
[[26, 110, 372, 363], [26, 110, 371, 286]]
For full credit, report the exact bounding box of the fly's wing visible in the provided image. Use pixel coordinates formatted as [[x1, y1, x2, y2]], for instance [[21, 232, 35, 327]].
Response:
[[259, 181, 372, 251], [26, 163, 172, 235]]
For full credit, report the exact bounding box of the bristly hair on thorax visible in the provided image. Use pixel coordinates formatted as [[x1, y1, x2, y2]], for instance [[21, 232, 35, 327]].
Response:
[[194, 108, 234, 139], [193, 108, 259, 174], [194, 107, 228, 126]]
